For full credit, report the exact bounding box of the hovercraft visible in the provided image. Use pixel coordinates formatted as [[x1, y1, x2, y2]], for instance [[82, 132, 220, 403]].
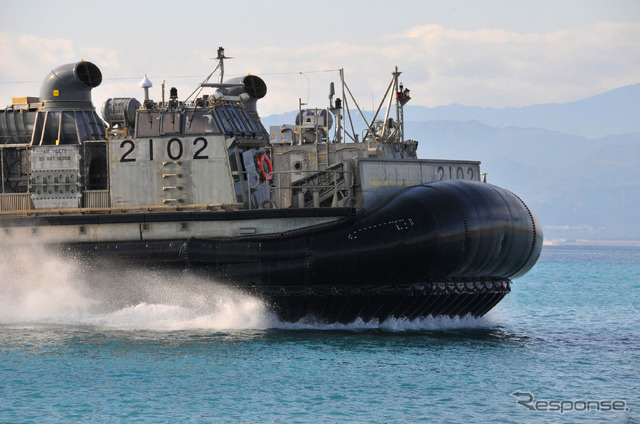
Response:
[[0, 48, 542, 323]]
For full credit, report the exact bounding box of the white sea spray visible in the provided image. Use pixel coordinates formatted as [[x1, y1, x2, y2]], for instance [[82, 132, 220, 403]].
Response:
[[0, 234, 494, 332], [0, 234, 276, 330]]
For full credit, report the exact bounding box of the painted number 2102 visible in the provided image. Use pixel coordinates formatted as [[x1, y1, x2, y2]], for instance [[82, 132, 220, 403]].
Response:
[[119, 138, 209, 162], [437, 165, 475, 180]]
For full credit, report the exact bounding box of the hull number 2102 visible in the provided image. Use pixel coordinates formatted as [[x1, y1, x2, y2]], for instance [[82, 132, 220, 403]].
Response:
[[119, 138, 210, 163]]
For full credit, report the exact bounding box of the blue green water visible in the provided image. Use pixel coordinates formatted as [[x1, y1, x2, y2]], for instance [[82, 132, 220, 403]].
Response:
[[1, 245, 639, 423]]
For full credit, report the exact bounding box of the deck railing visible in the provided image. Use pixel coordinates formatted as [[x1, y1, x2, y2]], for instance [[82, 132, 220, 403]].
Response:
[[269, 169, 355, 208]]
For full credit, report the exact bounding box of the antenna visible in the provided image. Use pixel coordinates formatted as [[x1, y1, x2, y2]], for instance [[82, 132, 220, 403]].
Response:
[[216, 46, 233, 84], [140, 74, 153, 108], [184, 47, 232, 103], [140, 75, 152, 101]]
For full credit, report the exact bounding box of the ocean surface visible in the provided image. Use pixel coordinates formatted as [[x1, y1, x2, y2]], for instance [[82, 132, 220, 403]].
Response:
[[1, 243, 639, 423]]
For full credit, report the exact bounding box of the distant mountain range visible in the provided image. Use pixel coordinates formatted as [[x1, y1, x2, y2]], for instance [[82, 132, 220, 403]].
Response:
[[263, 83, 640, 242], [407, 121, 640, 242], [404, 83, 640, 139]]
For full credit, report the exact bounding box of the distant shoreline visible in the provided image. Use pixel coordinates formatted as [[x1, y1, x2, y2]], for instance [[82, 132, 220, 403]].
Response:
[[544, 240, 640, 247]]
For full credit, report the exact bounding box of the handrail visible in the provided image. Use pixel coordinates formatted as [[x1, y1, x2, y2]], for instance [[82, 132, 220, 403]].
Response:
[[268, 169, 354, 208], [236, 170, 262, 209]]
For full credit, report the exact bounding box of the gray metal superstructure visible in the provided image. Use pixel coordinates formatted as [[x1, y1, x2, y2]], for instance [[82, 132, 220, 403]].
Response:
[[0, 54, 481, 230]]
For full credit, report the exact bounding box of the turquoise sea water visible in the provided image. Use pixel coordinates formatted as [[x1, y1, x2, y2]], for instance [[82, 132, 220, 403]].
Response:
[[1, 244, 639, 423]]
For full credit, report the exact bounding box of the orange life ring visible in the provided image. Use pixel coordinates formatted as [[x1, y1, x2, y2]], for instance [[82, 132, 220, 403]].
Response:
[[256, 153, 273, 181]]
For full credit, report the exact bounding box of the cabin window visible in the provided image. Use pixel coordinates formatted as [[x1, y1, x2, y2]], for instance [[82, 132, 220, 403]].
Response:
[[135, 111, 161, 137], [213, 105, 261, 135], [214, 105, 237, 134], [161, 112, 182, 135], [239, 109, 260, 133], [184, 110, 220, 135], [226, 106, 247, 132]]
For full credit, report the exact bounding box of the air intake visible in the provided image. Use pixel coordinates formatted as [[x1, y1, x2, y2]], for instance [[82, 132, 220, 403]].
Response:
[[40, 61, 102, 109], [224, 75, 267, 120]]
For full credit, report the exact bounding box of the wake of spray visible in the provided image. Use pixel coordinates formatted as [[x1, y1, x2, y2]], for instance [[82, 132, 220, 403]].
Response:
[[0, 236, 275, 330], [0, 236, 491, 331]]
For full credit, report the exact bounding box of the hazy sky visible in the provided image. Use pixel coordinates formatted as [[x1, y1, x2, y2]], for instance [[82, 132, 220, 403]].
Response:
[[1, 0, 639, 116]]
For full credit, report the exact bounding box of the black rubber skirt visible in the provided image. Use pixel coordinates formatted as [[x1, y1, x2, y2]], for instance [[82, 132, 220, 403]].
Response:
[[67, 180, 543, 322]]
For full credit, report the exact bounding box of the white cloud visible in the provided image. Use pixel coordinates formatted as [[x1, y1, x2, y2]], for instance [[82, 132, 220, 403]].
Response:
[[395, 22, 640, 107], [226, 21, 640, 114], [0, 33, 77, 80], [1, 22, 639, 115]]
